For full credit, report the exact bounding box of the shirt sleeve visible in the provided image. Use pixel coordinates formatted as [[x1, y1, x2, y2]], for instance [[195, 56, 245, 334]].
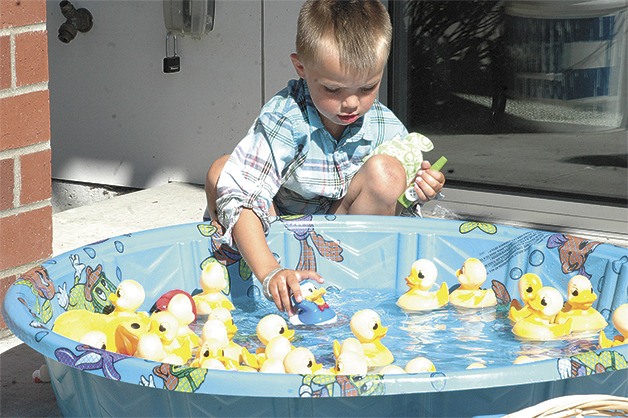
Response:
[[216, 112, 298, 246]]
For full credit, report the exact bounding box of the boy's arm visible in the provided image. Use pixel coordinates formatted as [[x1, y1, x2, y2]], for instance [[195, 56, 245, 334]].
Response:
[[232, 208, 323, 315]]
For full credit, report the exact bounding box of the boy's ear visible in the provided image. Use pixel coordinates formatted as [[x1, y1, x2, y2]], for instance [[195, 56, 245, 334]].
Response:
[[290, 53, 306, 79]]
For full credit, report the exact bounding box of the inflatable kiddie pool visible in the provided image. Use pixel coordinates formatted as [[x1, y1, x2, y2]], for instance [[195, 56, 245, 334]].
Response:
[[3, 215, 627, 417]]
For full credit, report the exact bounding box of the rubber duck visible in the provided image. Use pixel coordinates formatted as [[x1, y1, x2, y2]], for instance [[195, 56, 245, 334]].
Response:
[[79, 330, 108, 350], [405, 356, 436, 373], [512, 286, 572, 341], [108, 280, 148, 318], [509, 273, 543, 323], [332, 351, 368, 375], [396, 259, 449, 311], [142, 311, 189, 363], [260, 357, 286, 373], [599, 303, 628, 348], [191, 338, 230, 370], [208, 307, 243, 362], [154, 290, 200, 350], [192, 260, 235, 314], [350, 309, 394, 368], [283, 347, 322, 374], [201, 318, 230, 348], [265, 335, 294, 363], [134, 333, 184, 365], [53, 309, 111, 343], [113, 315, 151, 355], [289, 280, 337, 326], [380, 365, 407, 375], [556, 275, 607, 333], [332, 337, 365, 360], [256, 314, 295, 347], [450, 258, 497, 308]]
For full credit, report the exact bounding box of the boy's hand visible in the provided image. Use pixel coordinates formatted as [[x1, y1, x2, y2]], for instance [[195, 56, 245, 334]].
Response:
[[413, 160, 446, 203], [266, 268, 324, 315]]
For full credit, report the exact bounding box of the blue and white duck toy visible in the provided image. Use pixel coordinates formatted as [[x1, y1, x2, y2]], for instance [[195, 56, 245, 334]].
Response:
[[289, 280, 337, 326]]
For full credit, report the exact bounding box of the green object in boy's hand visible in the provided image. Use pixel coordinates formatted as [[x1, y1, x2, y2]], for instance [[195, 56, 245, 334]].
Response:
[[398, 156, 447, 209]]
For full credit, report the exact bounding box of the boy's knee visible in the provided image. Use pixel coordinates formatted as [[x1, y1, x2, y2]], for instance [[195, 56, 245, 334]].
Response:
[[363, 154, 406, 194]]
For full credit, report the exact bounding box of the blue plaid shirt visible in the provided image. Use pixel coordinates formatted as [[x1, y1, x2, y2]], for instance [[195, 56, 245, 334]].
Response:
[[216, 78, 407, 244]]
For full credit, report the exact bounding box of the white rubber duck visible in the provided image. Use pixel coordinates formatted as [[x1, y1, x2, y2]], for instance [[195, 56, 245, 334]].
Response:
[[332, 351, 368, 375], [556, 275, 607, 333], [108, 279, 148, 318], [208, 307, 243, 362], [192, 261, 235, 314], [380, 365, 407, 375], [283, 347, 322, 374], [450, 258, 497, 308], [256, 314, 295, 347], [405, 356, 436, 373], [350, 309, 394, 368], [396, 259, 449, 311], [599, 303, 628, 348]]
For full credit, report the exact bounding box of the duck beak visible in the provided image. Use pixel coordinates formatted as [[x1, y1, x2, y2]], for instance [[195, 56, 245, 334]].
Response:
[[306, 287, 326, 302], [311, 361, 323, 373], [115, 324, 140, 355], [284, 328, 295, 341], [572, 291, 597, 306], [109, 293, 119, 304], [375, 325, 388, 338]]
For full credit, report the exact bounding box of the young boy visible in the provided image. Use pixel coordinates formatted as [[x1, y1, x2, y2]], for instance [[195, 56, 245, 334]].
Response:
[[205, 0, 445, 315]]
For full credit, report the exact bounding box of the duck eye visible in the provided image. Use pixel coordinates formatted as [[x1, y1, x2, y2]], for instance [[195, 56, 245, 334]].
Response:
[[372, 323, 378, 330], [418, 272, 425, 279], [279, 327, 285, 334], [203, 350, 210, 358], [572, 290, 579, 296], [541, 298, 547, 306], [131, 322, 140, 329], [526, 286, 533, 293], [117, 289, 121, 297], [307, 360, 313, 367], [101, 343, 107, 350], [159, 324, 166, 332], [221, 350, 225, 357]]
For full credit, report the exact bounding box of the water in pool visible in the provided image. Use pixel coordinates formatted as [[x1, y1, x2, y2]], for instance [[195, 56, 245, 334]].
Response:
[[191, 287, 603, 373]]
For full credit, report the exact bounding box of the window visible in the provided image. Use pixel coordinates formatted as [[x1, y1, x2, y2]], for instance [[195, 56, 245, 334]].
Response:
[[389, 1, 627, 207]]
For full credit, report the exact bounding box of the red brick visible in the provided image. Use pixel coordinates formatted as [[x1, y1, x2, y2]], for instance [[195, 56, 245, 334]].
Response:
[[0, 90, 50, 151], [0, 274, 18, 330], [0, 36, 11, 90], [20, 148, 51, 204], [0, 205, 52, 271], [15, 30, 48, 86], [0, 158, 15, 210], [0, 0, 46, 29]]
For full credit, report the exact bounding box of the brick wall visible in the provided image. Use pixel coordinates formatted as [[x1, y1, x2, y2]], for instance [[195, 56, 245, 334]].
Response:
[[0, 1, 51, 329]]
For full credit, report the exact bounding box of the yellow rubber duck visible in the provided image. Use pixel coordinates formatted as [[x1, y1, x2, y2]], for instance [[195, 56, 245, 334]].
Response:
[[450, 258, 497, 308], [556, 274, 608, 332], [512, 286, 572, 341], [396, 259, 449, 311], [191, 338, 247, 371], [283, 347, 323, 374], [599, 303, 628, 348], [192, 261, 235, 314], [350, 309, 394, 368], [509, 273, 543, 323], [556, 275, 607, 333]]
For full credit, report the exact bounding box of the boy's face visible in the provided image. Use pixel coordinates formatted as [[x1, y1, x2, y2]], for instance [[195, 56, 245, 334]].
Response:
[[291, 52, 384, 140]]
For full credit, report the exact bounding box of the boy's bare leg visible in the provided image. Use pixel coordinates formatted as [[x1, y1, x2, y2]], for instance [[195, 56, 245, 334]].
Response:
[[329, 154, 406, 216], [205, 154, 231, 221]]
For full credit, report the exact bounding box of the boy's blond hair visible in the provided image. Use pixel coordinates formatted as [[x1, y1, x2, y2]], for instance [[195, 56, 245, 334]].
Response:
[[296, 0, 392, 75]]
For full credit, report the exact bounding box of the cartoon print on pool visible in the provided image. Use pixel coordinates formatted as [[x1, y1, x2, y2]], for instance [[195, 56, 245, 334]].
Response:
[[14, 266, 56, 325], [152, 363, 208, 393], [557, 350, 627, 378], [279, 215, 344, 271], [299, 373, 385, 398], [459, 221, 497, 235], [546, 234, 601, 279], [198, 220, 251, 293], [54, 344, 128, 380], [58, 254, 117, 313]]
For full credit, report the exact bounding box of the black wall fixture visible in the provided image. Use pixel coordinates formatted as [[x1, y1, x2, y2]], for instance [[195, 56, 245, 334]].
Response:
[[58, 0, 93, 43]]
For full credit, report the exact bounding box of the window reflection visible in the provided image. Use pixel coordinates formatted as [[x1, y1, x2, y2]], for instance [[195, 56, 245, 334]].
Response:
[[390, 1, 627, 205]]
